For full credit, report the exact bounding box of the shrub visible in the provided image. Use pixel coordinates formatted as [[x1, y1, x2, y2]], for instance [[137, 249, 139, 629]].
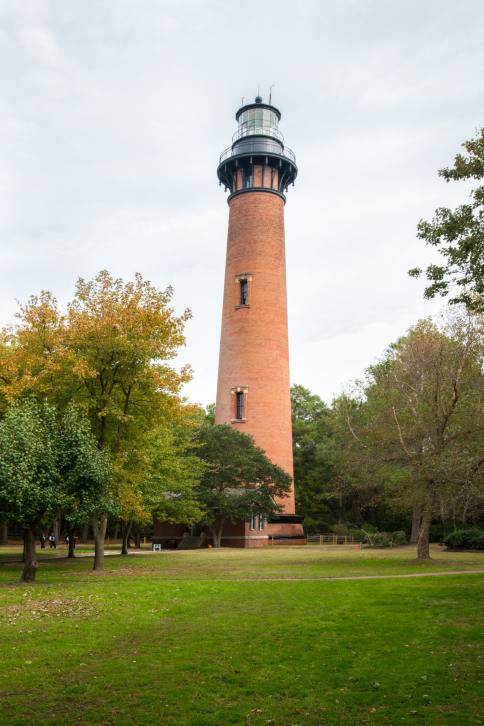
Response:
[[444, 528, 484, 550], [370, 532, 392, 547], [392, 530, 407, 545], [472, 533, 484, 550], [365, 530, 407, 548]]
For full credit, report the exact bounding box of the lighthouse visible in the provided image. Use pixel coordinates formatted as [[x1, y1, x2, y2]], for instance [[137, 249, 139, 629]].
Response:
[[215, 95, 305, 546]]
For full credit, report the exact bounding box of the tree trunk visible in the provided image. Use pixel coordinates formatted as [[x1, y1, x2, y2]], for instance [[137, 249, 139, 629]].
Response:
[[417, 487, 435, 561], [80, 522, 89, 544], [0, 520, 7, 545], [67, 525, 76, 558], [121, 521, 132, 556], [410, 502, 422, 544], [92, 515, 107, 571], [212, 523, 224, 548], [21, 528, 38, 583], [53, 516, 60, 542]]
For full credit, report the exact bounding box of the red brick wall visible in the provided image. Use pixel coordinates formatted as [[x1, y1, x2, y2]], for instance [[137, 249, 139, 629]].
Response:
[[215, 190, 295, 513]]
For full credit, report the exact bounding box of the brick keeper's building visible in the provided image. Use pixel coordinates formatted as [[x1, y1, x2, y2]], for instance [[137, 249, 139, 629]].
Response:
[[154, 95, 305, 547]]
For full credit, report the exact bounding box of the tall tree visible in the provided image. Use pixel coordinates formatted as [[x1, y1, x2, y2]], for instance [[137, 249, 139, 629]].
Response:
[[196, 424, 291, 547], [345, 314, 483, 559], [409, 128, 484, 313], [116, 415, 204, 555], [0, 400, 64, 582], [291, 385, 335, 531], [58, 404, 115, 564], [0, 271, 192, 570]]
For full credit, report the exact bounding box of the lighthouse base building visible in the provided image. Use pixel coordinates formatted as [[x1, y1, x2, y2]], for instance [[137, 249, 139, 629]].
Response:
[[154, 95, 305, 548]]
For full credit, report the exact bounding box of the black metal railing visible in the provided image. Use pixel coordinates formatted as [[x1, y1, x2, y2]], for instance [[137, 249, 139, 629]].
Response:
[[219, 142, 296, 165]]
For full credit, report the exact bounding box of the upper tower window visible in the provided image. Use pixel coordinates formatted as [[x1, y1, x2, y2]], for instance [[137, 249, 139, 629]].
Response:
[[235, 273, 252, 308], [239, 279, 248, 306]]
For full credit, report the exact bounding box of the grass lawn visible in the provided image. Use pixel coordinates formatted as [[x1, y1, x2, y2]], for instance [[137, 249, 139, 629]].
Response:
[[1, 546, 483, 725]]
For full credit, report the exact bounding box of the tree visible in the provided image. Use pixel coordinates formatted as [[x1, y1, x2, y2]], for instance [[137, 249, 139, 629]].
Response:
[[409, 128, 484, 313], [196, 424, 291, 547], [58, 404, 115, 564], [204, 403, 216, 425], [0, 271, 192, 570], [0, 400, 64, 582], [291, 385, 335, 532], [142, 420, 205, 541], [345, 314, 483, 559], [116, 415, 204, 555]]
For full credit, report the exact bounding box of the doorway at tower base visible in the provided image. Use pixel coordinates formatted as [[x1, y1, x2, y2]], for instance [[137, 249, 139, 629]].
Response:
[[152, 516, 306, 549]]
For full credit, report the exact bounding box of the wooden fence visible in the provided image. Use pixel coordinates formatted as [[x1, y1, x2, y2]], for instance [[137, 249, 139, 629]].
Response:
[[307, 534, 364, 546]]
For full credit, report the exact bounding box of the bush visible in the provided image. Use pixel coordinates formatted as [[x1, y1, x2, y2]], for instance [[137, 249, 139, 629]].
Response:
[[472, 533, 484, 550], [444, 528, 484, 550], [392, 530, 407, 545], [365, 530, 408, 548], [370, 532, 393, 547]]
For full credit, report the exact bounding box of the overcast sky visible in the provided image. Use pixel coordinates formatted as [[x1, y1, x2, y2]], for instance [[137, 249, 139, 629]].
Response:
[[1, 0, 483, 406]]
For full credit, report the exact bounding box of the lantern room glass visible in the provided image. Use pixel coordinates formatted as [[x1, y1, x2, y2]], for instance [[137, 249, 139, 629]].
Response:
[[236, 108, 281, 142]]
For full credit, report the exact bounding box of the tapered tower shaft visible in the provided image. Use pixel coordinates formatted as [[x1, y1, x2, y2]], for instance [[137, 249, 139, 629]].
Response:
[[215, 190, 294, 511]]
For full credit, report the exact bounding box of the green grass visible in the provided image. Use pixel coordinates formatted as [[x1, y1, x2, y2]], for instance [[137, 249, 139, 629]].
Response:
[[1, 547, 483, 725], [1, 544, 483, 584]]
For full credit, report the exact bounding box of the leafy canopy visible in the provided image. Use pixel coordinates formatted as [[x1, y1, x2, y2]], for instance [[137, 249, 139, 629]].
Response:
[[409, 128, 484, 312], [0, 400, 63, 528], [196, 424, 291, 527]]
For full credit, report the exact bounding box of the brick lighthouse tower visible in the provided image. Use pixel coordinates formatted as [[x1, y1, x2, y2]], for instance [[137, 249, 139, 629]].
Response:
[[215, 95, 305, 546]]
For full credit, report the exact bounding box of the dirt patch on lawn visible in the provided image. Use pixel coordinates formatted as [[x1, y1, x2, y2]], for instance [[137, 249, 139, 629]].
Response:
[[1, 593, 99, 624]]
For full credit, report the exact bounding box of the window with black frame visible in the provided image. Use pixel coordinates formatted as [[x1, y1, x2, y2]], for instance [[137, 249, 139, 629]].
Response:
[[239, 278, 248, 306], [235, 391, 245, 420], [244, 167, 253, 189]]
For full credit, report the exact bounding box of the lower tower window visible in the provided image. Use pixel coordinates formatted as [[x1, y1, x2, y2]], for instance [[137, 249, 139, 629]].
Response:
[[235, 391, 244, 420], [231, 386, 248, 422]]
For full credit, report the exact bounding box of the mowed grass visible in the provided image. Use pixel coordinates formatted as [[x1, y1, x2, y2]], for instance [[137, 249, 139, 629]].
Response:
[[0, 547, 483, 725], [1, 544, 484, 583]]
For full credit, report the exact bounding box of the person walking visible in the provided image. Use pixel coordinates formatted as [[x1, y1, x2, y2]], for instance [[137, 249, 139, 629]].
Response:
[[40, 533, 46, 549], [48, 533, 56, 549]]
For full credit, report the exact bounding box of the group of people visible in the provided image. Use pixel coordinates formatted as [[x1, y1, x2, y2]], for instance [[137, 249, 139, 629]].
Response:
[[39, 533, 76, 550]]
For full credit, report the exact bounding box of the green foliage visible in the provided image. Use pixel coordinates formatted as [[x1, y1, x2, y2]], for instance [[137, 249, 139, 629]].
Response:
[[409, 128, 484, 312], [444, 528, 484, 550], [365, 530, 407, 547], [392, 530, 408, 545], [58, 403, 116, 526], [142, 421, 204, 526], [368, 531, 393, 547], [195, 424, 291, 541], [0, 399, 117, 536], [0, 400, 64, 529], [291, 385, 335, 531], [203, 403, 216, 425]]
